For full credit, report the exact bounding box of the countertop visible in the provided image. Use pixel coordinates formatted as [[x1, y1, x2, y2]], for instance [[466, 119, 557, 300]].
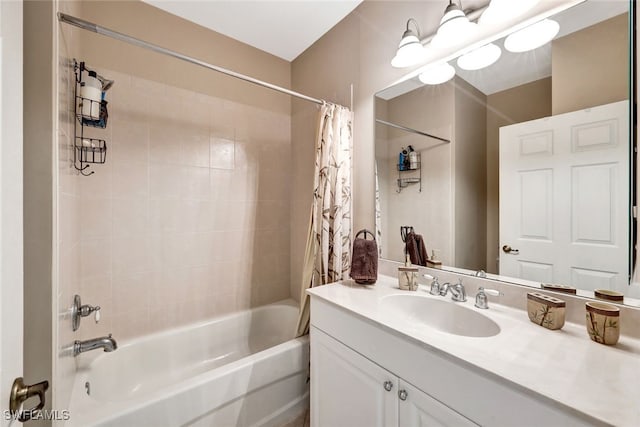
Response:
[[307, 275, 640, 426]]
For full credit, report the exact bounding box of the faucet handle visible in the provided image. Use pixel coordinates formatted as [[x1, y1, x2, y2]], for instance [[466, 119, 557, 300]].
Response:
[[474, 287, 502, 309], [428, 277, 441, 295], [94, 307, 101, 323]]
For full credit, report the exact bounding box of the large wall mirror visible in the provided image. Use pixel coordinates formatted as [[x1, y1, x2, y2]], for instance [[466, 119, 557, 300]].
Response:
[[375, 0, 639, 303]]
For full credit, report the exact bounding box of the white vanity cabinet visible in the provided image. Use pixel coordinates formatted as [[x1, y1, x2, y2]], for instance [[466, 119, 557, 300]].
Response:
[[309, 291, 604, 427], [398, 379, 477, 427], [311, 326, 477, 427]]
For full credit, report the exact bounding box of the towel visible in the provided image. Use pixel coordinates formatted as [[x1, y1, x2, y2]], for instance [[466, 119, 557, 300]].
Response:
[[350, 229, 378, 284], [405, 231, 428, 266]]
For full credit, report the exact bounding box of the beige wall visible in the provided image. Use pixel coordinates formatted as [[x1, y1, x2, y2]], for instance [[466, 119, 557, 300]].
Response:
[[454, 78, 487, 271], [375, 76, 486, 270], [71, 67, 291, 342], [552, 13, 628, 115], [54, 0, 293, 412], [383, 82, 455, 264], [24, 0, 54, 422], [485, 78, 552, 272], [56, 0, 83, 414], [290, 1, 469, 300], [74, 1, 291, 115]]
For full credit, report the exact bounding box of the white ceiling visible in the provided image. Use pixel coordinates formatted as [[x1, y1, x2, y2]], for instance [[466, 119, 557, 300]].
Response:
[[143, 0, 363, 61]]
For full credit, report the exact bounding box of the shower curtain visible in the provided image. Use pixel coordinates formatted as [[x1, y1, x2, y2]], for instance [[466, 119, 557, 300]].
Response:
[[296, 103, 353, 337]]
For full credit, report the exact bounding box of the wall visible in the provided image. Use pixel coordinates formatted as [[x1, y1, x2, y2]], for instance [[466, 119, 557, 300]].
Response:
[[454, 78, 487, 271], [552, 13, 628, 115], [55, 0, 293, 413], [380, 82, 454, 264], [24, 0, 54, 422], [485, 78, 552, 273], [375, 76, 486, 269], [291, 1, 627, 291], [56, 0, 83, 414], [290, 0, 482, 301], [70, 65, 292, 342]]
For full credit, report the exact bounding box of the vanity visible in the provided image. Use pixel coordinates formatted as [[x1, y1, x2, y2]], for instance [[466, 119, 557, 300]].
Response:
[[307, 273, 640, 427]]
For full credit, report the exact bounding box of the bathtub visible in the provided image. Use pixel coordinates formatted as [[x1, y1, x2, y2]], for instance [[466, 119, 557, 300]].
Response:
[[66, 300, 309, 427]]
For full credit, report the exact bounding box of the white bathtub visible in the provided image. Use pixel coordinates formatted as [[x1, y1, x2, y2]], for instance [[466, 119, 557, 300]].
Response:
[[66, 300, 309, 427]]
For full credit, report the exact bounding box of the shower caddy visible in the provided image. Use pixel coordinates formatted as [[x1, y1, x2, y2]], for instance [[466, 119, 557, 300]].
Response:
[[73, 60, 110, 176], [396, 152, 421, 193]]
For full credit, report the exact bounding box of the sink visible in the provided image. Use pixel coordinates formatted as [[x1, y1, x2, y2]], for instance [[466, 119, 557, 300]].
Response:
[[380, 294, 501, 337]]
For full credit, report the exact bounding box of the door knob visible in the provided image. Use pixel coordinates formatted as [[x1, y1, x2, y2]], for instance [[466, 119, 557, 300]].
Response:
[[398, 389, 408, 401], [502, 245, 519, 255], [383, 380, 393, 391], [9, 377, 49, 422]]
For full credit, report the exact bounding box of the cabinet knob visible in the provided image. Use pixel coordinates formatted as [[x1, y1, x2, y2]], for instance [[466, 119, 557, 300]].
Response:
[[383, 381, 393, 392], [398, 389, 408, 401]]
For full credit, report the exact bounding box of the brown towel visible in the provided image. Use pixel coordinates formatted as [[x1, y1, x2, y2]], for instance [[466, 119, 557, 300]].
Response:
[[406, 231, 429, 266], [350, 229, 378, 284]]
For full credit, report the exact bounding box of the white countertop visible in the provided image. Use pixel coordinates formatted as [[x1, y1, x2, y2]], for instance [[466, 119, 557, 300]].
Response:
[[308, 275, 640, 426]]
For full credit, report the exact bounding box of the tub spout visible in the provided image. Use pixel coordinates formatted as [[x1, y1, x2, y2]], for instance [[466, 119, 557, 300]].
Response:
[[74, 334, 117, 356]]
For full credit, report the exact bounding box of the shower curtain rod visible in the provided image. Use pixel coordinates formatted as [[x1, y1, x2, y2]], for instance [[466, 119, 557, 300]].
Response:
[[376, 119, 450, 143], [57, 12, 325, 106]]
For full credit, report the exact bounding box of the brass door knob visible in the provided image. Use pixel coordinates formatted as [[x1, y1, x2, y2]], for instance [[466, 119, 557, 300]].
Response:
[[9, 377, 49, 422]]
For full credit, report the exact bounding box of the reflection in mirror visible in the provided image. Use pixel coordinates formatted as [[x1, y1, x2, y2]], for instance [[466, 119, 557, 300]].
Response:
[[374, 1, 638, 301]]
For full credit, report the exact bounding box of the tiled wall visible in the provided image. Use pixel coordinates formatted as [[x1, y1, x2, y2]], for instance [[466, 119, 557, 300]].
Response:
[[56, 0, 82, 412], [68, 68, 292, 342]]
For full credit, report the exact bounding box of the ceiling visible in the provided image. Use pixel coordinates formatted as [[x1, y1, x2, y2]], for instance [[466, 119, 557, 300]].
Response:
[[143, 0, 363, 61]]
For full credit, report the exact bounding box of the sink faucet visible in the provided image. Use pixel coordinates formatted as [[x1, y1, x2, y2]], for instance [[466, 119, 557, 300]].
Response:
[[74, 334, 117, 356], [441, 279, 466, 302]]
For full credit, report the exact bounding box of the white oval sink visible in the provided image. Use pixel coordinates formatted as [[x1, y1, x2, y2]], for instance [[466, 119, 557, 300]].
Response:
[[380, 294, 501, 337]]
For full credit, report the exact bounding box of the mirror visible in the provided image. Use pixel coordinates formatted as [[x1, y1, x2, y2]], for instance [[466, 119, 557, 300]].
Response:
[[375, 0, 638, 303]]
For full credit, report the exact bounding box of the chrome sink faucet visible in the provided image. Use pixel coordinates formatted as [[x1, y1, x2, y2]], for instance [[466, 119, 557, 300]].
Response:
[[441, 279, 467, 302], [73, 334, 117, 356]]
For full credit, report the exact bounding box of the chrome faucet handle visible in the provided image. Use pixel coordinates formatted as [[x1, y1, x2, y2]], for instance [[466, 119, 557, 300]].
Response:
[[427, 276, 441, 295], [474, 287, 502, 309], [475, 269, 487, 278], [72, 294, 101, 331], [450, 279, 467, 302]]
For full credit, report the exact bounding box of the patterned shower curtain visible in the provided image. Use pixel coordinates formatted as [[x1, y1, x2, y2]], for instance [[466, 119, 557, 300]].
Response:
[[296, 103, 353, 337]]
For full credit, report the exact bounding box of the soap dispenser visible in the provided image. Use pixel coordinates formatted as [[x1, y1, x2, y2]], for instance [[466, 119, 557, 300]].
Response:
[[398, 254, 418, 291]]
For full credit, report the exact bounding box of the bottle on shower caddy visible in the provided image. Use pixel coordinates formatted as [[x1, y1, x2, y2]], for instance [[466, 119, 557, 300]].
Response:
[[398, 147, 409, 171], [80, 70, 102, 119], [407, 145, 418, 170]]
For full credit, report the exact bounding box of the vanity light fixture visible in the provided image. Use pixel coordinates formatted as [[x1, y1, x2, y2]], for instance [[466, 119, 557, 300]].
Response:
[[478, 0, 539, 25], [418, 62, 456, 85], [504, 19, 560, 53], [456, 43, 502, 71], [391, 18, 427, 68], [431, 0, 477, 49]]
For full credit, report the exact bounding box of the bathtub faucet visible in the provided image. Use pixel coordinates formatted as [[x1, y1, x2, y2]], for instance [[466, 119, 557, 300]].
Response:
[[73, 334, 117, 356]]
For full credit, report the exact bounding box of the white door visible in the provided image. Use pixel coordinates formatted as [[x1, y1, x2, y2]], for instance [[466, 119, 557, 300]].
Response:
[[500, 101, 629, 291], [0, 0, 24, 425], [310, 327, 398, 427], [398, 380, 477, 427]]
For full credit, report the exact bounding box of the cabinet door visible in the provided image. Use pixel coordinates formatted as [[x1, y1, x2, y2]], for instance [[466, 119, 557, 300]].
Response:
[[398, 380, 478, 427], [311, 327, 398, 427]]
